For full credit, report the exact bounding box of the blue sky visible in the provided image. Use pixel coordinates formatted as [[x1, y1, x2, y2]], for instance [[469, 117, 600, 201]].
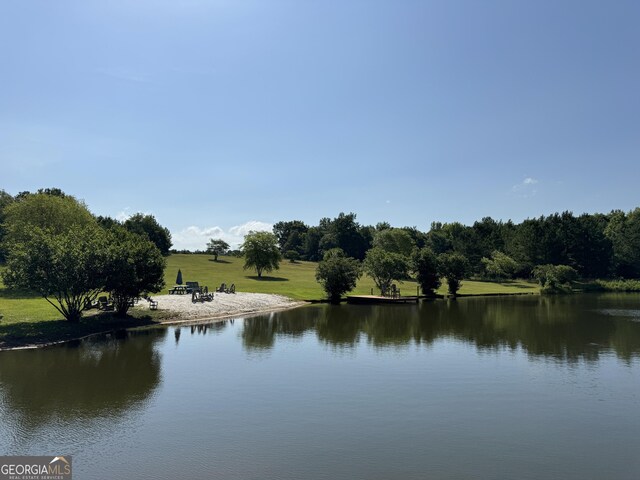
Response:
[[1, 0, 639, 249]]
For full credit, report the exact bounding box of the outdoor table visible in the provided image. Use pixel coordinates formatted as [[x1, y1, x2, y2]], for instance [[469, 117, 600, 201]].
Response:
[[169, 286, 188, 295]]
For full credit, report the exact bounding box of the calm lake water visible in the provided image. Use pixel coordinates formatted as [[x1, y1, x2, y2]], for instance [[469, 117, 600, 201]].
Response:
[[1, 294, 640, 479]]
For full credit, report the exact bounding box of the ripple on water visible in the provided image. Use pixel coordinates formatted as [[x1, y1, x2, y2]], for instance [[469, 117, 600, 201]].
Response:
[[598, 309, 640, 321]]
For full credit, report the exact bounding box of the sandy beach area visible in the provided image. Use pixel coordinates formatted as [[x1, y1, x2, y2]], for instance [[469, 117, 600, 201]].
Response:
[[135, 292, 307, 324]]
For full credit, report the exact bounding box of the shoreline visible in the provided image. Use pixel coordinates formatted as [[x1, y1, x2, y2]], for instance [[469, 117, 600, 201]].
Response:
[[0, 290, 545, 352], [157, 300, 309, 326], [0, 294, 309, 352]]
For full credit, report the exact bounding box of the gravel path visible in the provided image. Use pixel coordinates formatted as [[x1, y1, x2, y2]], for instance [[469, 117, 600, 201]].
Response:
[[135, 292, 306, 322]]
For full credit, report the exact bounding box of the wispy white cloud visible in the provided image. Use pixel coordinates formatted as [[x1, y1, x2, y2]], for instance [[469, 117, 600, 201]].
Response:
[[228, 220, 272, 237], [173, 220, 273, 251], [511, 177, 539, 198], [116, 207, 132, 222]]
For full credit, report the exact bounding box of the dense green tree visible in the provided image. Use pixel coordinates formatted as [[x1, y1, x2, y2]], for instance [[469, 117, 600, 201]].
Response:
[[302, 227, 323, 261], [282, 230, 304, 255], [241, 231, 282, 278], [320, 213, 371, 260], [412, 247, 441, 296], [0, 190, 15, 262], [206, 238, 230, 261], [571, 213, 612, 278], [124, 213, 172, 256], [2, 225, 109, 322], [3, 192, 95, 247], [363, 247, 410, 296], [96, 215, 120, 229], [104, 227, 166, 316], [481, 250, 519, 280], [438, 252, 469, 296], [401, 226, 427, 250], [472, 217, 507, 260], [425, 222, 453, 255], [273, 220, 308, 253], [373, 228, 415, 257], [605, 209, 640, 278], [315, 248, 362, 303]]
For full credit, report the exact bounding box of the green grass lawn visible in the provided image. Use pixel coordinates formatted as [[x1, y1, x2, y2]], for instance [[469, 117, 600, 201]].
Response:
[[0, 254, 539, 348], [165, 254, 539, 300]]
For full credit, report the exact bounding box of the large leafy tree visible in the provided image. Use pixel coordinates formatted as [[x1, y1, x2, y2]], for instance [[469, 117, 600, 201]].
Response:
[[373, 228, 415, 257], [206, 238, 230, 261], [104, 227, 166, 316], [412, 247, 441, 296], [318, 213, 372, 260], [273, 220, 308, 253], [316, 248, 362, 304], [363, 247, 409, 296], [124, 213, 172, 256], [2, 225, 109, 322], [302, 227, 323, 261], [3, 191, 95, 246], [438, 252, 469, 296], [0, 190, 15, 262], [2, 192, 107, 321], [241, 231, 282, 278]]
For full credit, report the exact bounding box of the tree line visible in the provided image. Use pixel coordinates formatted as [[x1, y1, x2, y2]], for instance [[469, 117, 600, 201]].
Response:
[[272, 210, 640, 280]]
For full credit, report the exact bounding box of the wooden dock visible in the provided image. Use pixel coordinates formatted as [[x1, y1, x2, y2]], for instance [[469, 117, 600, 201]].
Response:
[[346, 295, 419, 305]]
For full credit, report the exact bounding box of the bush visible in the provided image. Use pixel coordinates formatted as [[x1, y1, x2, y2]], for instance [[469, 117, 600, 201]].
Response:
[[594, 279, 640, 292], [315, 249, 362, 303], [285, 250, 300, 263], [533, 264, 578, 293]]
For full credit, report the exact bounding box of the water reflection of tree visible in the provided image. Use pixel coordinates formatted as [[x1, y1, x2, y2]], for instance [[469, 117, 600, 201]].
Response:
[[0, 328, 165, 431], [361, 305, 418, 348], [239, 297, 640, 362], [241, 309, 317, 351], [315, 305, 362, 347], [419, 296, 629, 362]]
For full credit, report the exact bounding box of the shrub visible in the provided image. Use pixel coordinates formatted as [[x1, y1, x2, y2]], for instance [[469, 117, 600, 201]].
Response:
[[315, 249, 362, 303], [533, 264, 578, 293]]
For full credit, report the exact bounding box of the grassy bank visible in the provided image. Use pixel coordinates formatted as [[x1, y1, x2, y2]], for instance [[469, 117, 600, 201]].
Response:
[[0, 268, 172, 348], [0, 255, 539, 348], [584, 279, 640, 292]]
